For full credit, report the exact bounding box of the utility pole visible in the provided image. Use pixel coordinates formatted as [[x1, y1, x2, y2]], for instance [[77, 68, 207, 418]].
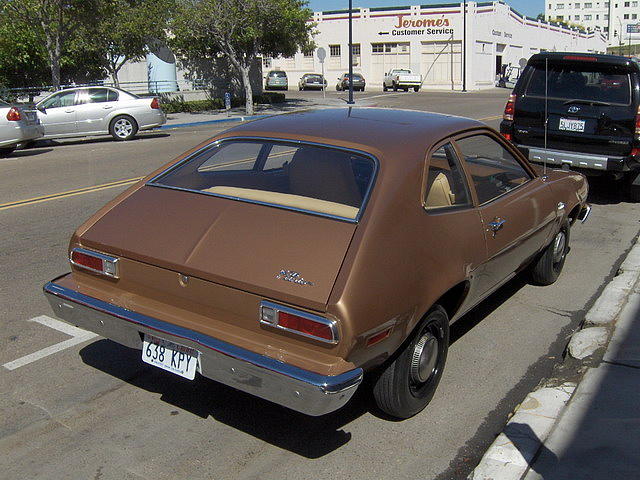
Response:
[[462, 0, 467, 92], [348, 0, 355, 104]]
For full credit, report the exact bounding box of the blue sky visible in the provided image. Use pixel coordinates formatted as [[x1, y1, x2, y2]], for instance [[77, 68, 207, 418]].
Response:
[[306, 1, 544, 18]]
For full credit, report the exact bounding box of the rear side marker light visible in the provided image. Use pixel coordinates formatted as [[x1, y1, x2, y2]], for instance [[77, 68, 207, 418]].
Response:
[[259, 301, 338, 344], [366, 327, 392, 347], [503, 94, 516, 122], [6, 107, 21, 121], [70, 248, 119, 278]]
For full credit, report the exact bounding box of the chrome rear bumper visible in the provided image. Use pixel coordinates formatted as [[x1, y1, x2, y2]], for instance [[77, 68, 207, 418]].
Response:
[[43, 279, 362, 416]]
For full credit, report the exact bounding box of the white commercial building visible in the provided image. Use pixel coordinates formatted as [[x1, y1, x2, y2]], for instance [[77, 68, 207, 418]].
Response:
[[545, 0, 640, 46], [265, 1, 607, 91]]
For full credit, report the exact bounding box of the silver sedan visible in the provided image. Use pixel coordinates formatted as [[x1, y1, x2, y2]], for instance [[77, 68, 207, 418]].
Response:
[[0, 100, 44, 156], [36, 87, 166, 141]]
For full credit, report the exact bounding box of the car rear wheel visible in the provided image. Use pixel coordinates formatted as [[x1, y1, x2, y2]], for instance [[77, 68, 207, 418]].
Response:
[[392, 82, 398, 92], [109, 115, 138, 141], [414, 86, 420, 92], [528, 220, 570, 286], [373, 305, 449, 419], [0, 146, 16, 156], [383, 83, 388, 91]]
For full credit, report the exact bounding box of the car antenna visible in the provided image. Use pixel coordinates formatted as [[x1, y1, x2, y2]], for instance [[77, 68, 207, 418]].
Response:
[[544, 57, 548, 177]]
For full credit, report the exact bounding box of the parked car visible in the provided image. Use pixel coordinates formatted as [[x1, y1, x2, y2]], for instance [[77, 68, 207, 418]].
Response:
[[265, 70, 288, 90], [44, 108, 589, 419], [336, 73, 365, 91], [0, 100, 44, 156], [35, 86, 166, 141], [500, 52, 640, 201], [298, 73, 327, 90], [383, 68, 422, 92]]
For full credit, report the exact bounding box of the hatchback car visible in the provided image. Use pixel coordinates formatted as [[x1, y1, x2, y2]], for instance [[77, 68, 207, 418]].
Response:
[[298, 73, 327, 90], [0, 100, 44, 156], [336, 73, 366, 91], [500, 53, 640, 200], [265, 70, 288, 90], [45, 108, 589, 419], [35, 86, 166, 141]]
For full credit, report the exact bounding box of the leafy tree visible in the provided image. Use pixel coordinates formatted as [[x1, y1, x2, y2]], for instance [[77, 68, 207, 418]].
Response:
[[77, 0, 176, 87], [0, 0, 96, 89], [171, 0, 315, 115]]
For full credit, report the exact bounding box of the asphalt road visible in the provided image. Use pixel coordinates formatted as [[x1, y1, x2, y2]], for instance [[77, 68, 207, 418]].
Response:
[[1, 89, 639, 480]]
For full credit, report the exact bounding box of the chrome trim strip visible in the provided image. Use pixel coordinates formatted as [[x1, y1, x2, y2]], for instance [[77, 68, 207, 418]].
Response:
[[259, 300, 339, 344], [69, 247, 119, 278], [145, 136, 379, 224], [43, 281, 363, 413], [528, 147, 618, 171]]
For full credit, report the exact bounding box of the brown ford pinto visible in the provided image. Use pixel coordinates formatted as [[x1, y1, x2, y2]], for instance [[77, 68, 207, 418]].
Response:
[[44, 108, 590, 419]]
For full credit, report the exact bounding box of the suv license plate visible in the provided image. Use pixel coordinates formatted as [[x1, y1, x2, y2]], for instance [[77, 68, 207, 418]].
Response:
[[142, 334, 199, 380], [559, 118, 585, 132]]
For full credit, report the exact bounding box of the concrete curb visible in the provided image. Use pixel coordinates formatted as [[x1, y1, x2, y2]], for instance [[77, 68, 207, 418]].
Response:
[[159, 114, 270, 130], [467, 235, 640, 480]]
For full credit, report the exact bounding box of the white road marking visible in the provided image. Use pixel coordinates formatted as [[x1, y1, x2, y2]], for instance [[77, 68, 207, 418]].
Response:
[[3, 315, 97, 371]]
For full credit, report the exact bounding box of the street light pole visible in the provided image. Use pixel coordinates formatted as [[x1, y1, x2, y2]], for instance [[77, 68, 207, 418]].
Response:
[[348, 0, 355, 104]]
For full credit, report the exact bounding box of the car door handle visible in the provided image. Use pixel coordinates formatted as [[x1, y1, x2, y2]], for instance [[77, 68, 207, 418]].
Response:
[[64, 109, 75, 113], [102, 105, 113, 109], [488, 218, 506, 237]]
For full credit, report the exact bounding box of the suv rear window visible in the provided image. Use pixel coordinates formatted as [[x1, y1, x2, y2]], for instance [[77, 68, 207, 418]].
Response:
[[150, 140, 376, 221], [269, 71, 287, 78], [525, 63, 632, 105]]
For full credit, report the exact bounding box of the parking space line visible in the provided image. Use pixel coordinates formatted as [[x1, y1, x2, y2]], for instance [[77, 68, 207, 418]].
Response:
[[3, 315, 97, 371], [0, 177, 142, 212]]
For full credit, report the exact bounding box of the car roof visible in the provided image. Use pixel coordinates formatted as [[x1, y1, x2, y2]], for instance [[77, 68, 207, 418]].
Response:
[[528, 52, 640, 71], [220, 108, 482, 166]]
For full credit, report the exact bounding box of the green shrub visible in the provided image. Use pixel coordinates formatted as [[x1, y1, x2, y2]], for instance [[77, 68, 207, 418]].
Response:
[[160, 92, 285, 114]]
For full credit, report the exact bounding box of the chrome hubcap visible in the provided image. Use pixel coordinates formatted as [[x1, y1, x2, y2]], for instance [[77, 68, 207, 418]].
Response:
[[410, 332, 439, 383], [114, 119, 132, 138], [552, 231, 566, 264]]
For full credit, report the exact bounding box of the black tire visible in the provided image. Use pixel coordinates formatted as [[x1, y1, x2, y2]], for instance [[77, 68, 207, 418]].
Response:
[[383, 83, 388, 91], [336, 84, 341, 91], [414, 86, 420, 92], [0, 146, 16, 156], [109, 115, 138, 141], [528, 220, 570, 286], [373, 305, 449, 419], [392, 82, 398, 92], [404, 87, 409, 92]]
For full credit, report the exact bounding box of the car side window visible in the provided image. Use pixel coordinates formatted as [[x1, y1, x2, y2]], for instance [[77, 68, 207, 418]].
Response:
[[41, 91, 76, 109], [456, 134, 531, 205], [87, 89, 117, 103], [424, 143, 471, 210]]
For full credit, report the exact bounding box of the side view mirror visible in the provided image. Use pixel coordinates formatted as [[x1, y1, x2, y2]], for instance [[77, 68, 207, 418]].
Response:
[[37, 105, 46, 113]]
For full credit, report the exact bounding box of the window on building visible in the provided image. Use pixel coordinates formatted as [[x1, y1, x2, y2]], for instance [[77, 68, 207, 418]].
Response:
[[624, 1, 629, 6], [605, 14, 609, 19], [624, 14, 629, 18], [330, 45, 341, 57], [596, 14, 599, 19], [557, 3, 564, 7], [351, 44, 361, 55], [557, 15, 564, 20], [575, 2, 581, 6], [632, 1, 638, 7], [633, 14, 638, 19], [303, 50, 313, 57], [584, 2, 592, 6], [575, 14, 581, 19], [372, 43, 384, 53], [585, 14, 592, 19]]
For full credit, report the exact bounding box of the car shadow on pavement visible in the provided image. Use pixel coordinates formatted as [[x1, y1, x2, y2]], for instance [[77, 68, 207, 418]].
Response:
[[586, 176, 628, 205], [79, 339, 369, 458], [4, 148, 54, 158], [30, 132, 170, 149]]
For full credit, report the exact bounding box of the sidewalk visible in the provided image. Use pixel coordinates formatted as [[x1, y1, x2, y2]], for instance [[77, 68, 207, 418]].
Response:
[[469, 236, 640, 480]]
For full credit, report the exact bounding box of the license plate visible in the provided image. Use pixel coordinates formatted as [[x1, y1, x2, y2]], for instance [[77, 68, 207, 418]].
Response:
[[142, 334, 199, 380], [559, 118, 585, 132]]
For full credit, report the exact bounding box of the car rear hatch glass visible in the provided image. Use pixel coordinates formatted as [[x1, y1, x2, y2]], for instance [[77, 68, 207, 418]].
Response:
[[513, 60, 637, 156], [78, 139, 376, 309]]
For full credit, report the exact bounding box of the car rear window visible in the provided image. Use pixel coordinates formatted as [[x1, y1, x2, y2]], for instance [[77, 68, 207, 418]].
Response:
[[149, 140, 376, 221], [525, 63, 632, 105], [270, 71, 287, 78]]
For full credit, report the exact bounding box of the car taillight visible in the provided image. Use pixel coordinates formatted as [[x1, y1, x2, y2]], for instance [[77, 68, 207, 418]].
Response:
[[70, 248, 119, 278], [150, 97, 160, 109], [635, 107, 640, 139], [259, 301, 338, 344], [502, 132, 513, 141], [6, 107, 21, 121], [503, 94, 516, 121], [632, 148, 640, 157]]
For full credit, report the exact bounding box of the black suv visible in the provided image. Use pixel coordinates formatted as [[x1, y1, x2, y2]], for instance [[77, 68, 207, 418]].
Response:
[[500, 53, 640, 200]]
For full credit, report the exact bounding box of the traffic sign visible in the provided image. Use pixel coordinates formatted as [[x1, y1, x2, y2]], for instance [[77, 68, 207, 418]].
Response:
[[317, 47, 326, 63], [627, 23, 640, 34]]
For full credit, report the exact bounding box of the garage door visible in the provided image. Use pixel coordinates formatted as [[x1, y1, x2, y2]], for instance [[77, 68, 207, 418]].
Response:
[[370, 42, 411, 85], [421, 40, 461, 89]]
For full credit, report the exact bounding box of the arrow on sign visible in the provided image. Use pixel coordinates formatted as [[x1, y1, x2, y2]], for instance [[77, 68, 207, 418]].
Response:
[[378, 31, 389, 35]]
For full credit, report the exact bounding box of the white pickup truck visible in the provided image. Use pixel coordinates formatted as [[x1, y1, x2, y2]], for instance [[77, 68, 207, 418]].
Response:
[[383, 69, 422, 92]]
